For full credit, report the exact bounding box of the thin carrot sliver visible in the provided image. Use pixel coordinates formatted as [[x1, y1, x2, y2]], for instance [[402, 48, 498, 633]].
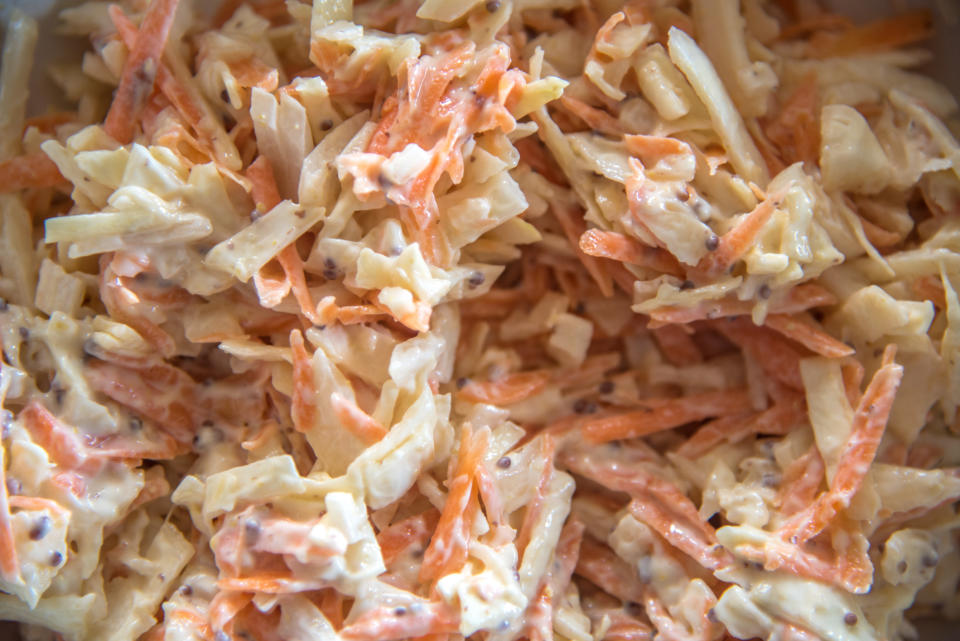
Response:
[[278, 246, 321, 325], [559, 96, 626, 136], [764, 314, 854, 358], [340, 601, 459, 641], [246, 156, 282, 212], [650, 324, 703, 366], [0, 152, 65, 193], [582, 389, 754, 443], [515, 436, 556, 554], [717, 320, 806, 390], [575, 536, 646, 603], [458, 370, 551, 406], [289, 330, 317, 433], [104, 0, 182, 143], [697, 193, 782, 277], [778, 445, 825, 516], [553, 202, 614, 297], [809, 9, 932, 58], [19, 401, 90, 470], [331, 392, 387, 444], [377, 510, 440, 566], [579, 229, 684, 276], [779, 346, 902, 544], [0, 436, 18, 581], [419, 425, 487, 583]]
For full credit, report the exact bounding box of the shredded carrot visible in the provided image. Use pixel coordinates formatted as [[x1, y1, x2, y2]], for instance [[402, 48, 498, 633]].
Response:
[[559, 96, 626, 136], [575, 536, 646, 603], [419, 425, 488, 583], [24, 112, 76, 133], [764, 72, 820, 166], [582, 389, 755, 443], [553, 202, 615, 297], [85, 361, 198, 444], [378, 510, 440, 566], [19, 401, 93, 471], [458, 370, 552, 405], [697, 193, 783, 277], [764, 314, 855, 358], [807, 9, 932, 58], [716, 319, 806, 390], [650, 324, 703, 366], [579, 229, 684, 276], [779, 346, 902, 545], [289, 329, 317, 433], [778, 445, 825, 516], [0, 436, 18, 581], [0, 152, 65, 193], [340, 601, 459, 641], [331, 392, 388, 444], [515, 436, 556, 554], [104, 0, 182, 143], [859, 216, 902, 249], [246, 155, 282, 212], [566, 453, 734, 570]]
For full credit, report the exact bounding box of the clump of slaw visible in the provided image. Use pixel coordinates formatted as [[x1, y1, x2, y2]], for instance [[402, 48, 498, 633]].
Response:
[[0, 1, 959, 641]]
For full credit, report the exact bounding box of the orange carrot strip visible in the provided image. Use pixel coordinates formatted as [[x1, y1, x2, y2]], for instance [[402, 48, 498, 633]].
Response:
[[458, 370, 552, 406], [276, 245, 321, 325], [0, 436, 18, 581], [716, 320, 806, 390], [340, 601, 459, 641], [764, 72, 819, 166], [209, 591, 252, 639], [582, 389, 754, 443], [734, 537, 852, 591], [246, 155, 282, 211], [680, 394, 805, 459], [809, 9, 932, 58], [378, 510, 440, 566], [111, 9, 229, 167], [859, 216, 901, 249], [331, 392, 387, 444], [912, 275, 946, 309], [575, 536, 646, 603], [778, 445, 825, 516], [19, 401, 93, 471], [777, 13, 854, 40], [650, 325, 703, 366], [6, 496, 69, 515], [289, 330, 317, 433], [516, 436, 556, 554], [565, 452, 733, 570], [673, 412, 754, 459], [24, 112, 76, 133], [84, 361, 197, 444], [553, 202, 614, 297], [420, 425, 488, 583], [0, 152, 65, 193], [559, 96, 626, 136], [104, 0, 182, 143], [697, 194, 782, 276], [579, 229, 684, 276], [218, 574, 327, 594], [779, 346, 902, 544], [764, 314, 854, 358], [526, 581, 553, 641]]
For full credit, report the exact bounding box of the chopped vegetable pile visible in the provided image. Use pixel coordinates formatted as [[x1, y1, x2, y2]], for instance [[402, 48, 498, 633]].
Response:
[[0, 1, 959, 640]]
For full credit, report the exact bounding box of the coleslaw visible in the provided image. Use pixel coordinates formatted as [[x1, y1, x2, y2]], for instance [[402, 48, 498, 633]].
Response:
[[0, 1, 959, 640]]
